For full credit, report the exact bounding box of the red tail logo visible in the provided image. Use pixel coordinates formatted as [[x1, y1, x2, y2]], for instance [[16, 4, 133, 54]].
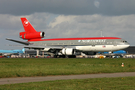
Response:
[[23, 20, 29, 26]]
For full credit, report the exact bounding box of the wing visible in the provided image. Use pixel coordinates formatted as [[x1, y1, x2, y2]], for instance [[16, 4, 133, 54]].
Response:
[[24, 45, 77, 55], [24, 46, 63, 50]]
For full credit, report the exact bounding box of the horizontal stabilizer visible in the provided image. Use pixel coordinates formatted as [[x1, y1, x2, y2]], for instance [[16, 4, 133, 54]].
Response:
[[6, 38, 30, 45]]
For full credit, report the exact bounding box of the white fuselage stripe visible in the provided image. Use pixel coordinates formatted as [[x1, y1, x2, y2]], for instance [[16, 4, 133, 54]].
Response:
[[76, 45, 130, 52]]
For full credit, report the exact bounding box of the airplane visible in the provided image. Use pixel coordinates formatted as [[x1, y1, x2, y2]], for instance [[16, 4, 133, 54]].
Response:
[[6, 17, 130, 58], [97, 50, 127, 58], [0, 48, 25, 57], [103, 50, 126, 54]]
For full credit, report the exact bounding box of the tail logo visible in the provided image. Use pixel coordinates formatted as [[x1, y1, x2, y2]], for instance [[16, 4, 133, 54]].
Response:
[[23, 20, 29, 26]]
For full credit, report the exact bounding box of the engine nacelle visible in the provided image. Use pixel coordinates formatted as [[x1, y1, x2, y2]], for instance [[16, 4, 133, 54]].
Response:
[[20, 32, 45, 40], [41, 48, 50, 51], [62, 48, 74, 55]]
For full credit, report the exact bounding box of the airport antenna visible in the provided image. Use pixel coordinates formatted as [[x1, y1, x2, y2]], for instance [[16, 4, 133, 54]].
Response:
[[100, 30, 104, 37]]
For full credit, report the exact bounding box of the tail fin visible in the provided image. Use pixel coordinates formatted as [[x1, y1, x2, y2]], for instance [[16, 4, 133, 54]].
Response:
[[22, 48, 25, 53], [21, 18, 37, 33], [20, 18, 45, 40]]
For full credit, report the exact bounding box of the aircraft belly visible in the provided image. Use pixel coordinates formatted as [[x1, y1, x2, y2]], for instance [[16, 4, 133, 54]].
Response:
[[76, 46, 91, 51], [76, 45, 117, 52], [112, 45, 130, 51]]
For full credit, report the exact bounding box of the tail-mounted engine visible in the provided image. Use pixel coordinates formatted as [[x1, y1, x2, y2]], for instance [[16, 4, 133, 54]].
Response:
[[20, 32, 45, 40]]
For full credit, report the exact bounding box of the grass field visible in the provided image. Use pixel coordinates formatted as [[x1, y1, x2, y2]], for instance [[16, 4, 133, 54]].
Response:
[[0, 58, 135, 90], [0, 58, 135, 78], [0, 77, 135, 90]]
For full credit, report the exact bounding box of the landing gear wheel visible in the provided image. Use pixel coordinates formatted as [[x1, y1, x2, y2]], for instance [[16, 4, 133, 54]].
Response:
[[68, 55, 76, 58]]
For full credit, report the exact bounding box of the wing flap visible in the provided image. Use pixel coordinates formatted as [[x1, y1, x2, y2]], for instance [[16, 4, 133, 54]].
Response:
[[24, 46, 63, 50]]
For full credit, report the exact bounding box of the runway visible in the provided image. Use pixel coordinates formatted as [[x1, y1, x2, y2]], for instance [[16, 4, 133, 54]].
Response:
[[0, 72, 135, 85]]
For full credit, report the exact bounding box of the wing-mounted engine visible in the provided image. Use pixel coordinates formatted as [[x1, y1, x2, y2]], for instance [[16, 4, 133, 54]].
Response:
[[41, 48, 50, 51], [62, 48, 75, 55], [20, 32, 45, 40]]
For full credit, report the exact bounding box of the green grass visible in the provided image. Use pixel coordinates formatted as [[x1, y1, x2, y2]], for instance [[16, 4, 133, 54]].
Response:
[[0, 58, 135, 78], [0, 58, 135, 90], [0, 77, 135, 90]]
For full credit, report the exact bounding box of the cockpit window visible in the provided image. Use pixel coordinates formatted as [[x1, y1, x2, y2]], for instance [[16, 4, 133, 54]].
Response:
[[122, 41, 127, 43]]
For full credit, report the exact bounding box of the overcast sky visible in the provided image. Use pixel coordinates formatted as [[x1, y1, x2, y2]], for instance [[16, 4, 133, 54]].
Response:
[[0, 0, 135, 49]]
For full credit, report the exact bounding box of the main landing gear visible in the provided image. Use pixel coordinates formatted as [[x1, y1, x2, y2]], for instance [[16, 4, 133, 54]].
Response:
[[54, 55, 76, 58]]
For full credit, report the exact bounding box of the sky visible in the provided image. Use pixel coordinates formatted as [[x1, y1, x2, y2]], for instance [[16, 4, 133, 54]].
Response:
[[0, 0, 135, 49]]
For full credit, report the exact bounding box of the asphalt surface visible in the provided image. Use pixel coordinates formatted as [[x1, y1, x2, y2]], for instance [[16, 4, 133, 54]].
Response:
[[0, 72, 135, 85]]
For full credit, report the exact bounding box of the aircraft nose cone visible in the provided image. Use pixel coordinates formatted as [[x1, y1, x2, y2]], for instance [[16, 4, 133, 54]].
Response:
[[124, 44, 130, 48]]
